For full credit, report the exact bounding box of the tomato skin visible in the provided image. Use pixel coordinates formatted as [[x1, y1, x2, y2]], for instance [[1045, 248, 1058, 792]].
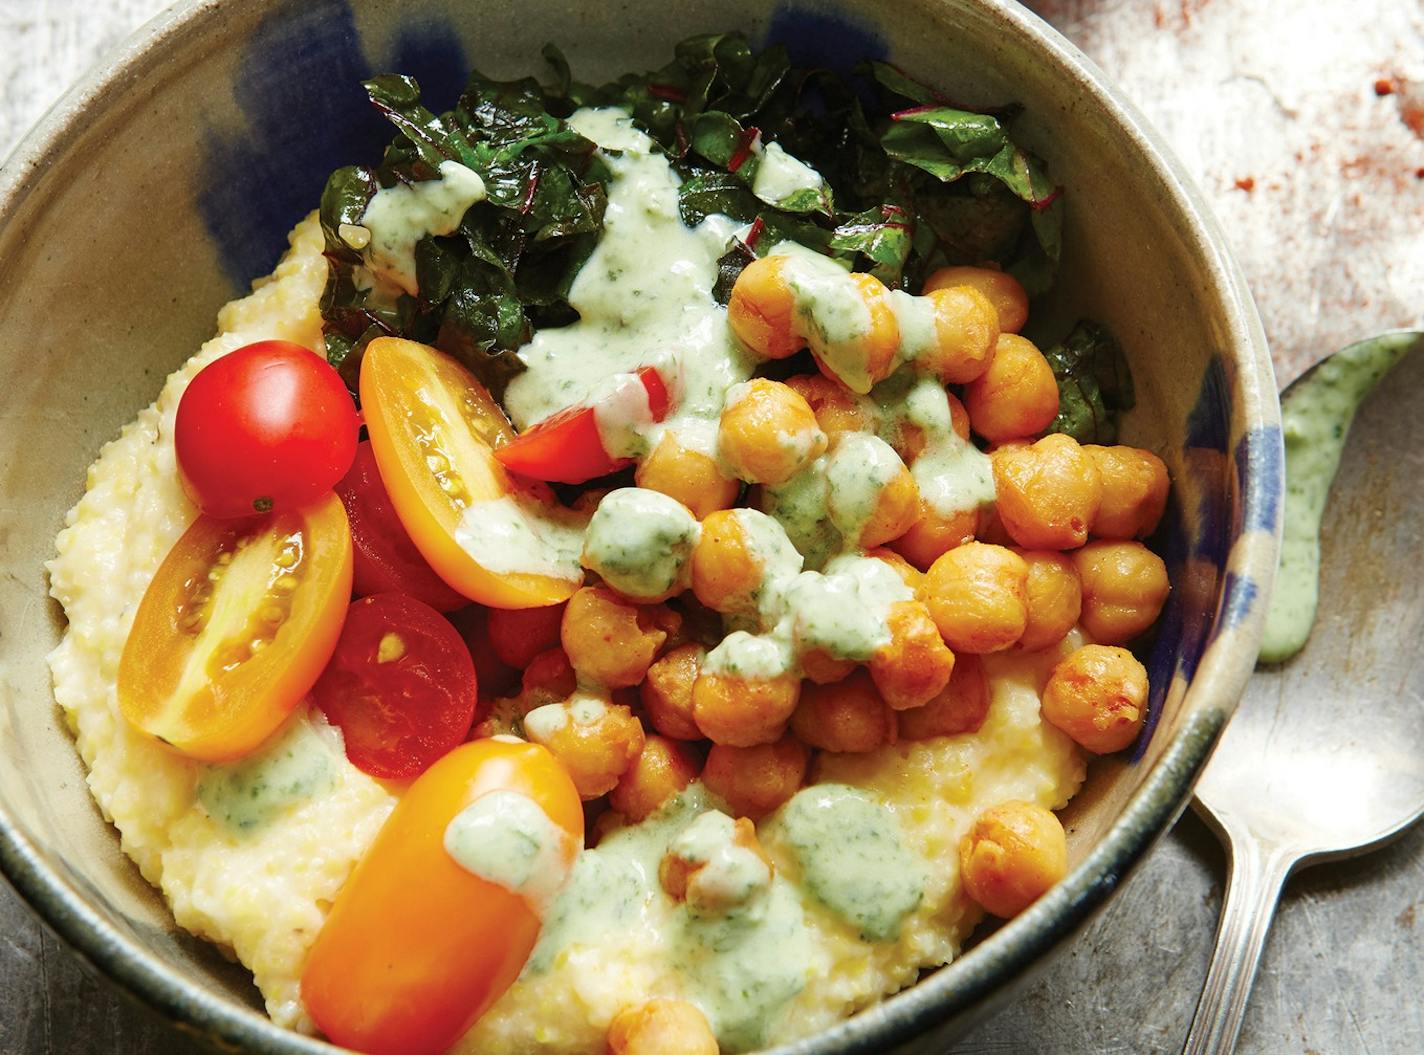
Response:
[[117, 494, 353, 762], [176, 341, 360, 519], [336, 441, 468, 611], [301, 738, 583, 1055], [359, 337, 582, 609], [311, 594, 480, 780], [494, 365, 671, 484]]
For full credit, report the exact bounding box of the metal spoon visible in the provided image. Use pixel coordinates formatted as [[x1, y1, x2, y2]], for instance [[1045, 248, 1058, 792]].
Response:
[[1183, 333, 1424, 1055]]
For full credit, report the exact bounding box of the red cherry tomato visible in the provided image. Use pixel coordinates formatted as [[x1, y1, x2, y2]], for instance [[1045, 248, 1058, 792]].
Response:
[[176, 341, 360, 519], [494, 365, 672, 484], [311, 594, 479, 780], [335, 441, 469, 612]]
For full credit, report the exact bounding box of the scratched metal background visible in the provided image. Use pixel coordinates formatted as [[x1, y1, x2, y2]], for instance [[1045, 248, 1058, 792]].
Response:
[[1, 1, 1421, 1053]]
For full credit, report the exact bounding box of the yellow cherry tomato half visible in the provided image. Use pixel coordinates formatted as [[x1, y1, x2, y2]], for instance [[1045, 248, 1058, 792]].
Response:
[[360, 336, 583, 608], [301, 737, 584, 1055], [116, 493, 353, 762]]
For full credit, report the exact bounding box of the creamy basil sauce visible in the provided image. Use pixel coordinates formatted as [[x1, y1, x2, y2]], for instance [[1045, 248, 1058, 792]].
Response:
[[887, 289, 938, 362], [773, 784, 924, 942], [589, 370, 658, 459], [780, 555, 913, 662], [703, 630, 796, 679], [359, 160, 487, 295], [444, 790, 577, 916], [525, 786, 812, 1051], [751, 141, 824, 207], [876, 370, 995, 516], [762, 458, 842, 571], [454, 493, 585, 582], [667, 810, 772, 913], [504, 108, 755, 432], [583, 487, 700, 600], [1260, 333, 1417, 663], [196, 712, 340, 833], [767, 243, 877, 393], [824, 432, 906, 543], [730, 508, 804, 618]]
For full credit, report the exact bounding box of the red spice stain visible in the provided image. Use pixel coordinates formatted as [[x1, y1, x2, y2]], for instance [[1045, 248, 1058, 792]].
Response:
[[1404, 102, 1424, 140], [1416, 168, 1424, 180], [1234, 176, 1256, 193], [1375, 78, 1396, 97]]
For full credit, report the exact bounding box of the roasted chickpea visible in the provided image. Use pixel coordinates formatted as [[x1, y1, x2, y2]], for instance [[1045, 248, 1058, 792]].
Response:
[[561, 587, 668, 689], [798, 648, 858, 685], [607, 999, 719, 1055], [690, 509, 786, 618], [523, 693, 645, 799], [808, 273, 902, 394], [869, 600, 956, 711], [660, 814, 773, 912], [824, 433, 919, 549], [1016, 550, 1082, 652], [963, 334, 1060, 443], [693, 661, 801, 747], [727, 255, 802, 361], [520, 647, 577, 707], [784, 373, 881, 439], [922, 542, 1029, 653], [1085, 445, 1170, 540], [718, 378, 828, 486], [1072, 541, 1170, 644], [609, 735, 701, 822], [892, 501, 979, 571], [912, 285, 1000, 384], [702, 735, 810, 818], [897, 653, 990, 739], [866, 547, 925, 592], [641, 643, 705, 740], [991, 434, 1103, 550], [958, 800, 1068, 917], [790, 670, 896, 753], [923, 265, 1030, 334], [635, 432, 740, 520], [1041, 643, 1149, 753], [485, 602, 566, 670]]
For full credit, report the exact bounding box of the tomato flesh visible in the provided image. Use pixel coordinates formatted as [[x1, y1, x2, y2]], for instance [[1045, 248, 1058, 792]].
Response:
[[311, 593, 480, 780], [336, 441, 468, 611], [494, 365, 672, 483], [359, 337, 583, 609], [176, 341, 360, 519], [117, 493, 353, 762], [301, 738, 583, 1055]]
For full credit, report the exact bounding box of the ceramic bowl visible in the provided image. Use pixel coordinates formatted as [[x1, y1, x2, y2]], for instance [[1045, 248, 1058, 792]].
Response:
[[0, 0, 1281, 1051]]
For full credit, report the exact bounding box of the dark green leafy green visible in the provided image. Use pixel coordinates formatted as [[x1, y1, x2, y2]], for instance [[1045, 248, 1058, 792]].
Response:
[[319, 33, 1090, 406], [1044, 321, 1136, 444]]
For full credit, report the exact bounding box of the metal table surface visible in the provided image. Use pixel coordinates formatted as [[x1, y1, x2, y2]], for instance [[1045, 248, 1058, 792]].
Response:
[[1, 1, 1421, 1052]]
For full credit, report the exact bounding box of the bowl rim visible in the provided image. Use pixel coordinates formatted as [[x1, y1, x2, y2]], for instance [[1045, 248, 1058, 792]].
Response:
[[0, 0, 1281, 1052]]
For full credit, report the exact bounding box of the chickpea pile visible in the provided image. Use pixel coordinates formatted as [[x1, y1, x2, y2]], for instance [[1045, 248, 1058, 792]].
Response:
[[474, 259, 1172, 1039]]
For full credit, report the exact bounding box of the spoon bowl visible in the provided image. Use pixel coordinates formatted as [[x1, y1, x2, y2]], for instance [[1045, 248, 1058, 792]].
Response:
[[1186, 331, 1424, 1054]]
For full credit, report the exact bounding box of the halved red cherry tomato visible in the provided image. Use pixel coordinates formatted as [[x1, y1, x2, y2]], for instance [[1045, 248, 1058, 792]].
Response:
[[494, 365, 672, 483], [176, 341, 360, 519], [335, 441, 468, 611], [360, 337, 583, 609], [311, 593, 479, 780], [302, 738, 583, 1055], [117, 494, 353, 762]]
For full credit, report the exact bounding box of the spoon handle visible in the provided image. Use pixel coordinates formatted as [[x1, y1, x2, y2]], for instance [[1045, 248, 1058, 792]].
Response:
[[1182, 830, 1295, 1055]]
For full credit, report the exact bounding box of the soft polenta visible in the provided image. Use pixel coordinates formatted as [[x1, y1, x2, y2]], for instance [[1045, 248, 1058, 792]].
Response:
[[47, 34, 1172, 1055]]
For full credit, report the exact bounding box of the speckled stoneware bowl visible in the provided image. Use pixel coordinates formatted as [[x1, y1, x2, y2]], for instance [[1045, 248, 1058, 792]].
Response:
[[0, 0, 1281, 1051]]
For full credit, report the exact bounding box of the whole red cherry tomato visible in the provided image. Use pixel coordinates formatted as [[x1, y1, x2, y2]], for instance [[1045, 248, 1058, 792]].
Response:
[[176, 341, 360, 519], [311, 593, 479, 780], [335, 441, 468, 611]]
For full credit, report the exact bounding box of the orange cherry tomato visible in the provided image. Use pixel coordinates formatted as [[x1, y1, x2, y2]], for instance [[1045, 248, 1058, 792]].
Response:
[[359, 337, 583, 609], [116, 493, 353, 762], [301, 738, 584, 1055], [494, 365, 672, 484]]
